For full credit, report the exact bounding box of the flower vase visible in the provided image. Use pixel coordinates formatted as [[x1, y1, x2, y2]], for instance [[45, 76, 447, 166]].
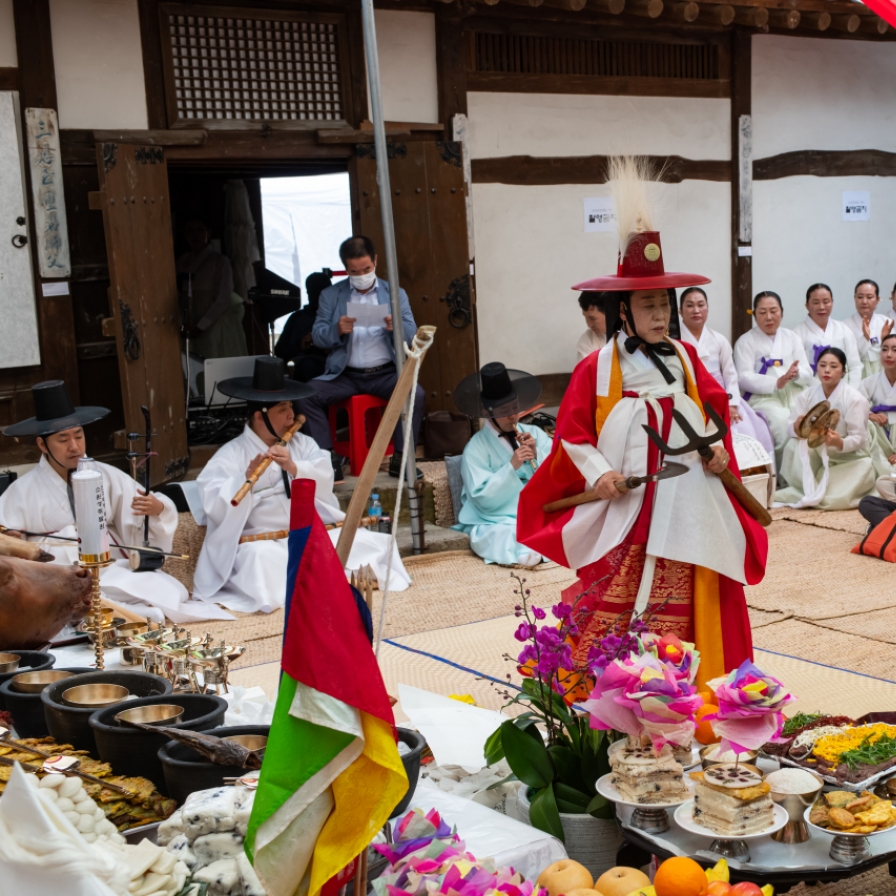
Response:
[[517, 786, 623, 878]]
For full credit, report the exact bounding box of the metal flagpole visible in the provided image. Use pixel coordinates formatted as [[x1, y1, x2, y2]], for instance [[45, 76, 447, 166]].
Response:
[[358, 0, 423, 554]]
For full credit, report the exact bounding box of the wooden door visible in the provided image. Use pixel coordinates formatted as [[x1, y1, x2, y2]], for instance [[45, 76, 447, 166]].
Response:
[[354, 141, 476, 412], [92, 144, 187, 484]]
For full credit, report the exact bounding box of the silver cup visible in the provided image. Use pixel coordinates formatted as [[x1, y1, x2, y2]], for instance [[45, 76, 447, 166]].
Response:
[[770, 771, 824, 843]]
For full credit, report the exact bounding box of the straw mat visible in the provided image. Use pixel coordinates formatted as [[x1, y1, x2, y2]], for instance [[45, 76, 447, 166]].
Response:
[[770, 506, 867, 536]]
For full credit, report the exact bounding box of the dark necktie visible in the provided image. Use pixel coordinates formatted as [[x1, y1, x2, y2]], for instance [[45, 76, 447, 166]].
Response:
[[624, 335, 677, 385]]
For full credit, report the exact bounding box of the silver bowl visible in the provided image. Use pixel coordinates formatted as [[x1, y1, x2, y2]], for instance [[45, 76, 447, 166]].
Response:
[[62, 683, 130, 707], [10, 669, 76, 694], [223, 733, 268, 754], [769, 770, 824, 844], [115, 703, 185, 726]]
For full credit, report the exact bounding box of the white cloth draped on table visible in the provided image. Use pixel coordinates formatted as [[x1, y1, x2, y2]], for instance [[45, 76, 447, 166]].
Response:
[[793, 317, 863, 387], [844, 312, 890, 378], [193, 425, 410, 614], [680, 325, 775, 463], [0, 456, 228, 623], [733, 327, 814, 469], [774, 380, 881, 510]]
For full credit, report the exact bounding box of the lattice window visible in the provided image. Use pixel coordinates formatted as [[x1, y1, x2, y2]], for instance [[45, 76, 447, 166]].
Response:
[[472, 33, 720, 81], [160, 5, 348, 125]]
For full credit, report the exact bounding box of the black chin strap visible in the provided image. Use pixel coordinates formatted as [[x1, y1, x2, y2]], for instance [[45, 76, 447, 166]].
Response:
[[623, 334, 677, 384], [260, 409, 292, 498]]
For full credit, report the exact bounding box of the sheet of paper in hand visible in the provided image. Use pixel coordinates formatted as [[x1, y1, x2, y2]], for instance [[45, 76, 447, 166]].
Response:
[[346, 301, 388, 328]]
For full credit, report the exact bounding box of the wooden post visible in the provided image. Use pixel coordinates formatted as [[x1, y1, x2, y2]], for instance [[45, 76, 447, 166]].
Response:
[[733, 6, 768, 28], [803, 11, 832, 31], [768, 9, 801, 29], [436, 6, 468, 127], [730, 28, 752, 343]]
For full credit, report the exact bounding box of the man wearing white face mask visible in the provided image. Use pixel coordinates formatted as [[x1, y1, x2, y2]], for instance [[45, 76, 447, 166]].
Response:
[[297, 235, 425, 481]]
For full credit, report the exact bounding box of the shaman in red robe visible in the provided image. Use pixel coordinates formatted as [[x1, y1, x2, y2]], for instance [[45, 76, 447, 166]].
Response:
[[518, 333, 768, 692]]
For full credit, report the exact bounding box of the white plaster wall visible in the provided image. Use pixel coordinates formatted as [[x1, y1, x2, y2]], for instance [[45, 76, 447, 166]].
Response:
[[0, 0, 16, 67], [753, 35, 896, 157], [753, 176, 896, 332], [372, 10, 438, 124], [473, 180, 731, 376], [50, 0, 147, 129], [467, 93, 730, 159]]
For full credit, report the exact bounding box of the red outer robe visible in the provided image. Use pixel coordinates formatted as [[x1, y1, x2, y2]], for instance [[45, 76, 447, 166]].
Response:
[[517, 342, 768, 683]]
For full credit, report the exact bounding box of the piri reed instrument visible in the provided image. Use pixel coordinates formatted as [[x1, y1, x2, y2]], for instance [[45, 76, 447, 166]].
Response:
[[230, 415, 306, 506], [239, 517, 378, 544], [513, 425, 537, 470]]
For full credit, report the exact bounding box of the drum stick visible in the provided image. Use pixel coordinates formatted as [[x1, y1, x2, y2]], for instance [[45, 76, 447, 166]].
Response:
[[231, 415, 306, 506], [239, 517, 377, 544]]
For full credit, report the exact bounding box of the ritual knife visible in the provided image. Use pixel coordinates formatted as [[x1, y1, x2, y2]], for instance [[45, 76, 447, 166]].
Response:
[[542, 462, 688, 513]]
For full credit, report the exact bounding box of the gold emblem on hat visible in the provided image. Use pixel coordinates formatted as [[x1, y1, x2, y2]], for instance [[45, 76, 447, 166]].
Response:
[[644, 243, 661, 262]]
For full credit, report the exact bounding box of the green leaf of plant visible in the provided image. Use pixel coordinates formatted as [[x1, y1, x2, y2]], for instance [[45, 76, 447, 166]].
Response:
[[586, 792, 615, 819], [530, 784, 566, 842], [501, 719, 553, 788], [553, 781, 592, 808], [548, 745, 581, 789], [580, 728, 611, 792], [556, 798, 587, 814], [484, 726, 505, 766], [485, 771, 518, 791]]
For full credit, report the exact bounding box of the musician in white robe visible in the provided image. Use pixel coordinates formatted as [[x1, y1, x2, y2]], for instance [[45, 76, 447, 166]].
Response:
[[843, 279, 893, 379], [793, 283, 862, 387], [679, 287, 775, 462], [0, 381, 225, 624], [193, 357, 409, 614], [859, 332, 896, 470], [775, 348, 881, 510], [733, 291, 814, 469], [576, 291, 608, 363]]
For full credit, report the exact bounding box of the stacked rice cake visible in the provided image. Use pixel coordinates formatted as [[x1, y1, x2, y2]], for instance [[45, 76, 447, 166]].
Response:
[[609, 744, 689, 804], [690, 764, 773, 835]]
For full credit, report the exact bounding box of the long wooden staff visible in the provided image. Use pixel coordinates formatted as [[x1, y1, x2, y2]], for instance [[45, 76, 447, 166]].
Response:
[[230, 415, 306, 506], [336, 326, 436, 567], [239, 517, 376, 544]]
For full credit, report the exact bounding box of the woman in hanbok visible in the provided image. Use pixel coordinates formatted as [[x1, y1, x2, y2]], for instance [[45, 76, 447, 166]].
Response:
[[733, 291, 814, 469], [859, 332, 896, 470], [775, 348, 879, 510], [844, 279, 893, 378], [679, 287, 774, 461], [519, 157, 767, 692], [452, 363, 552, 567], [794, 283, 863, 387]]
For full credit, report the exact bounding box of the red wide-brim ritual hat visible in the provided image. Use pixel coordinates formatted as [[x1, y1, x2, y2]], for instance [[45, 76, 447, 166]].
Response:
[[573, 231, 710, 292]]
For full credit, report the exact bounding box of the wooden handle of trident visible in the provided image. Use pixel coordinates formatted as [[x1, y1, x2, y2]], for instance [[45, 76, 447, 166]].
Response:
[[693, 445, 772, 527], [543, 476, 637, 513], [230, 414, 306, 506]]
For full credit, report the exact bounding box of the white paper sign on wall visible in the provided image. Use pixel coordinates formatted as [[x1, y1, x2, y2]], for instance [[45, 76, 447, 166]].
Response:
[[842, 191, 870, 222], [584, 196, 617, 233]]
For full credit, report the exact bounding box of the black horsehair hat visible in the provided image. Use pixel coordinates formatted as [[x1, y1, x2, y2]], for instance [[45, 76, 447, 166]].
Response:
[[454, 362, 542, 420], [3, 381, 110, 438], [216, 356, 317, 404]]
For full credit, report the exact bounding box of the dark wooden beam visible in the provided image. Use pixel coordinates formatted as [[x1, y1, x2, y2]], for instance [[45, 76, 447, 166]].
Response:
[[472, 154, 731, 184], [0, 67, 18, 90], [13, 0, 80, 396], [754, 149, 896, 180], [730, 27, 752, 343], [137, 0, 168, 129], [91, 129, 208, 145], [467, 71, 730, 97], [436, 5, 469, 127]]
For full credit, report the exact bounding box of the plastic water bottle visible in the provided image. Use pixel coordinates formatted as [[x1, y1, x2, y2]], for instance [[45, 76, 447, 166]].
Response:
[[367, 493, 383, 520]]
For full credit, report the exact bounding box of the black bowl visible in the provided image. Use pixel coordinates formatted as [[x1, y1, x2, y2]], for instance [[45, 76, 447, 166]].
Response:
[[0, 667, 94, 738], [0, 650, 55, 712], [158, 724, 270, 805], [391, 728, 426, 819], [42, 671, 172, 753], [90, 694, 228, 794]]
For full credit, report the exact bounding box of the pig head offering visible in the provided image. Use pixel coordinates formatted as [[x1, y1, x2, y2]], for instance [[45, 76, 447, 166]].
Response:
[[0, 556, 92, 649]]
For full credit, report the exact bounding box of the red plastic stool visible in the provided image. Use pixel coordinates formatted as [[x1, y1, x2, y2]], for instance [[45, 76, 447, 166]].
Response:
[[328, 394, 394, 477]]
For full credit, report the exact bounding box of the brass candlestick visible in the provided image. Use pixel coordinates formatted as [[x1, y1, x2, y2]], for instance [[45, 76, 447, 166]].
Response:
[[80, 558, 113, 670]]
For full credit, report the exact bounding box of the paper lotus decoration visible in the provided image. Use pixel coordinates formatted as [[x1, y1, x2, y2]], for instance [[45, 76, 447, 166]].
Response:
[[704, 660, 796, 755], [373, 808, 547, 896], [640, 632, 700, 685], [582, 649, 704, 753]]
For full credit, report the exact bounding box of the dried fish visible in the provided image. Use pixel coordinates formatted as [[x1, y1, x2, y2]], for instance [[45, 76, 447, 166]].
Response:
[[120, 722, 262, 770]]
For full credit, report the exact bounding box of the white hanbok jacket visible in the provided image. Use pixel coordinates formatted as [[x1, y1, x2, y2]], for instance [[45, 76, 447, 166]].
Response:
[[793, 317, 863, 387], [680, 326, 740, 405], [576, 329, 607, 363], [0, 456, 225, 623], [844, 312, 890, 377], [193, 425, 409, 613], [733, 327, 814, 397]]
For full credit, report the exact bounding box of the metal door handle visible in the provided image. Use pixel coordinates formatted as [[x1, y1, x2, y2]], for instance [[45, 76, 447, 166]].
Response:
[[11, 234, 27, 248]]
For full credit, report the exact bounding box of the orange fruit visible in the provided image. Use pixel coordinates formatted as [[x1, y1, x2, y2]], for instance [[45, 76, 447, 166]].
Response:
[[695, 704, 721, 745], [653, 856, 708, 896], [697, 690, 714, 706]]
